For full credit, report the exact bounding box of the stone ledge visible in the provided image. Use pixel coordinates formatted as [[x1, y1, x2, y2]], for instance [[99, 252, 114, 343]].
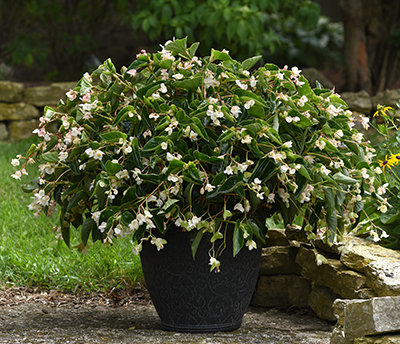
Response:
[[331, 297, 400, 344]]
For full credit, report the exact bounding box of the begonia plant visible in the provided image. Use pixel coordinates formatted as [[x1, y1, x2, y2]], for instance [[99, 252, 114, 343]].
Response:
[[12, 37, 378, 270]]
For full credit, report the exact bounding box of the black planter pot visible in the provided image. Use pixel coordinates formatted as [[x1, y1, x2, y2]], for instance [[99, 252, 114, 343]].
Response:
[[140, 227, 262, 333]]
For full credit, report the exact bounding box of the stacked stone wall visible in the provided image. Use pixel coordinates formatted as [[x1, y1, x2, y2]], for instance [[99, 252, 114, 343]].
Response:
[[252, 225, 400, 344], [0, 81, 76, 141]]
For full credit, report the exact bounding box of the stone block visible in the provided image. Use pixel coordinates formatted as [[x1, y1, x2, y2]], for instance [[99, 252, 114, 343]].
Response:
[[259, 246, 301, 275], [253, 275, 311, 308], [0, 122, 8, 140], [331, 297, 400, 344], [8, 120, 39, 141], [371, 88, 400, 109], [264, 228, 290, 246], [341, 90, 372, 114], [308, 284, 339, 321], [340, 243, 400, 273], [0, 103, 39, 121], [24, 81, 77, 107], [364, 260, 400, 296], [296, 246, 371, 299], [0, 81, 24, 102], [354, 335, 400, 344]]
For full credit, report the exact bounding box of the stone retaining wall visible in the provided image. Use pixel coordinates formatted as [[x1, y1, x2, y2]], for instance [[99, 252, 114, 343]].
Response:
[[0, 81, 76, 141], [252, 225, 400, 344], [1, 78, 400, 141]]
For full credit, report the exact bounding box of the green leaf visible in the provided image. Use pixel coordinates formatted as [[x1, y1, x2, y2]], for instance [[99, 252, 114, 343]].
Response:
[[41, 151, 59, 163], [66, 190, 85, 211], [99, 131, 127, 142], [105, 160, 123, 175], [122, 187, 138, 205], [164, 159, 186, 177], [81, 217, 93, 246], [323, 187, 335, 211], [174, 76, 202, 90], [191, 117, 209, 141], [210, 49, 234, 63], [191, 230, 204, 260], [211, 231, 223, 242], [165, 37, 188, 56], [193, 150, 223, 164], [242, 55, 262, 70], [158, 198, 180, 215], [159, 59, 173, 69], [113, 105, 136, 126], [217, 128, 236, 142], [332, 172, 358, 185], [189, 42, 200, 58], [121, 211, 134, 227], [381, 206, 400, 224], [233, 221, 244, 256]]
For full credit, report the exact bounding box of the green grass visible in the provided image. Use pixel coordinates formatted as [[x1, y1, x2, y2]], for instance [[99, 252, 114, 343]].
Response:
[[0, 138, 142, 293]]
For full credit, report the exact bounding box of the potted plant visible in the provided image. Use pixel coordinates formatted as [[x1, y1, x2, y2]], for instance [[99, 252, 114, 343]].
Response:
[[12, 37, 377, 332]]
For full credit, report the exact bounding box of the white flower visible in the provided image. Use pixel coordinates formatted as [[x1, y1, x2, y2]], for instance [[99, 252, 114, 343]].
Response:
[[224, 165, 234, 175], [161, 142, 168, 150], [276, 72, 284, 80], [374, 167, 383, 174], [85, 148, 94, 158], [246, 240, 257, 251], [283, 141, 293, 148], [377, 183, 389, 196], [189, 130, 198, 141], [58, 151, 68, 162], [166, 152, 175, 161], [352, 133, 363, 143], [320, 165, 331, 175], [297, 95, 308, 107], [152, 92, 161, 100], [334, 130, 344, 139], [234, 203, 245, 213], [241, 135, 252, 144], [377, 200, 388, 213], [235, 79, 248, 90], [165, 126, 173, 135], [230, 106, 241, 118], [291, 66, 301, 77], [267, 193, 275, 203], [159, 83, 168, 93], [127, 69, 137, 77], [11, 158, 20, 166], [93, 150, 104, 160], [11, 170, 22, 180], [172, 73, 184, 80], [244, 99, 255, 109], [149, 113, 160, 120], [132, 243, 142, 255], [205, 183, 215, 192], [315, 138, 326, 150], [151, 237, 167, 251]]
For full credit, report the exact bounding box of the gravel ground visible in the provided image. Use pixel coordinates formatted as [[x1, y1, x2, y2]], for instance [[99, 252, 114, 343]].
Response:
[[0, 288, 334, 343]]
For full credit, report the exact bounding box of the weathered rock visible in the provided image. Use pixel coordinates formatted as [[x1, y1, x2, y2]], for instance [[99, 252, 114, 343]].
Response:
[[0, 122, 8, 140], [8, 120, 39, 141], [364, 259, 400, 296], [340, 243, 400, 273], [341, 90, 372, 114], [0, 103, 39, 121], [331, 297, 400, 344], [354, 335, 400, 344], [253, 275, 311, 308], [24, 81, 77, 107], [259, 246, 301, 275], [302, 67, 335, 89], [371, 88, 400, 109], [0, 81, 24, 102], [296, 246, 372, 299], [308, 284, 339, 322], [264, 228, 290, 246]]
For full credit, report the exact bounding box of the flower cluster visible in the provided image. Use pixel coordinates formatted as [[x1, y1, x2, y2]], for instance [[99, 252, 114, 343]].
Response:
[[13, 37, 377, 269], [356, 103, 400, 245]]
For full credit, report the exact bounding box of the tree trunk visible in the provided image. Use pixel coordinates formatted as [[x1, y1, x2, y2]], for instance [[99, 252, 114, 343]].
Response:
[[340, 0, 400, 94]]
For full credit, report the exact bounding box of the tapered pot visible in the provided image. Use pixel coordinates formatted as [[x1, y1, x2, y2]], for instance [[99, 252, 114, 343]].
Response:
[[140, 227, 262, 333]]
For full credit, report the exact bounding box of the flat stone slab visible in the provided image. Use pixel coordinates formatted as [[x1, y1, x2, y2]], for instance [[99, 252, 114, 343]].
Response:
[[0, 303, 333, 344]]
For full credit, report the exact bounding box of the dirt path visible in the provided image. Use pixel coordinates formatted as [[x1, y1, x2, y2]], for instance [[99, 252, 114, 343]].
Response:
[[0, 288, 334, 343]]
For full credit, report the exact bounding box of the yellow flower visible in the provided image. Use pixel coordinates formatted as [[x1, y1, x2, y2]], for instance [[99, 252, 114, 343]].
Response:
[[389, 153, 400, 165], [378, 155, 395, 172], [373, 105, 393, 117]]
